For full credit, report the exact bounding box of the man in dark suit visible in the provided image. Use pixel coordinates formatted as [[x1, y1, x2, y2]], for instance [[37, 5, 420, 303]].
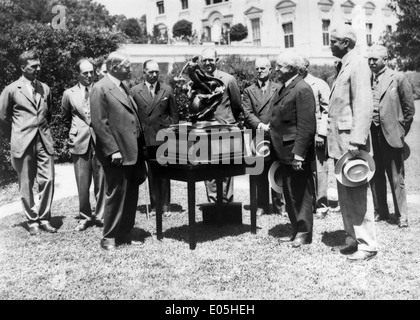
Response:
[[90, 51, 147, 251], [131, 60, 179, 217], [270, 52, 316, 248], [61, 59, 105, 231], [201, 48, 242, 203], [367, 45, 415, 228], [243, 57, 284, 216], [0, 50, 56, 235]]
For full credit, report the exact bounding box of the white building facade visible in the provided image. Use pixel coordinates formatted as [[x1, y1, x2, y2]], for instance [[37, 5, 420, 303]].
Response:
[[142, 0, 397, 62]]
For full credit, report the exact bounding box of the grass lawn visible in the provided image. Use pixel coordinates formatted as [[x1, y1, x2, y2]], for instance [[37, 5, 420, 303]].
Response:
[[0, 103, 419, 300]]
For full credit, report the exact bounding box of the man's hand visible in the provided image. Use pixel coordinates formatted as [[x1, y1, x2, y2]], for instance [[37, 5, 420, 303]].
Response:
[[315, 134, 325, 148], [292, 159, 304, 171], [111, 152, 123, 166], [348, 143, 360, 157], [258, 123, 270, 132]]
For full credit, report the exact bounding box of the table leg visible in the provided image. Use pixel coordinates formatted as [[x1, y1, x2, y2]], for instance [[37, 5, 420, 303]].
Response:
[[156, 174, 163, 240], [216, 178, 223, 227], [188, 181, 196, 250], [249, 174, 257, 234]]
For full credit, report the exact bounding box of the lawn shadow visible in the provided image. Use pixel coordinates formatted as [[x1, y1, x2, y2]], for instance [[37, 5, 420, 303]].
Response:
[[268, 223, 293, 239], [321, 230, 347, 248], [131, 226, 153, 241], [12, 215, 65, 231], [162, 222, 250, 245], [136, 203, 185, 214]]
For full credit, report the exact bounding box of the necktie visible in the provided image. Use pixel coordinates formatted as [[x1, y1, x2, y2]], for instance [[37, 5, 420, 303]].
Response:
[[336, 61, 342, 75], [31, 81, 37, 102], [149, 84, 155, 99], [84, 86, 89, 101], [261, 81, 266, 95]]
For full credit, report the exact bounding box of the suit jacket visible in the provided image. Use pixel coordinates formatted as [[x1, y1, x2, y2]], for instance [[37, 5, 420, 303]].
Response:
[[243, 80, 282, 129], [131, 81, 178, 146], [0, 76, 54, 157], [328, 50, 373, 160], [211, 69, 242, 124], [61, 84, 96, 155], [90, 75, 144, 167], [270, 75, 316, 165], [374, 68, 415, 148], [304, 73, 330, 137]]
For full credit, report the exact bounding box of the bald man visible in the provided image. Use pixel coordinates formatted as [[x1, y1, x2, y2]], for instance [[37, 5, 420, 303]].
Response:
[[299, 56, 331, 219], [243, 57, 284, 216], [200, 48, 242, 203], [367, 45, 415, 228], [328, 24, 377, 261], [61, 59, 105, 231], [131, 59, 178, 217]]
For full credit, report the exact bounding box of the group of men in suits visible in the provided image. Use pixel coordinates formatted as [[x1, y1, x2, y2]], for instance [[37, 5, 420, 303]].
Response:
[[0, 24, 415, 257]]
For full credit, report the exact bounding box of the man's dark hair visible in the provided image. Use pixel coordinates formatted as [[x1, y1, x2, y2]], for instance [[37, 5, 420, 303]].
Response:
[[19, 50, 39, 67]]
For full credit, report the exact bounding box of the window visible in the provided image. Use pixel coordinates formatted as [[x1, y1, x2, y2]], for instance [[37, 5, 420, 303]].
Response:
[[181, 0, 188, 10], [251, 18, 261, 46], [345, 21, 352, 25], [366, 23, 373, 46], [322, 19, 330, 46], [283, 22, 294, 48], [157, 1, 165, 14], [386, 25, 392, 33]]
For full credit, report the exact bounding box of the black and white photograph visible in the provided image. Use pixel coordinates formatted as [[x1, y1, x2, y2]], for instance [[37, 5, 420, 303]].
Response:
[[0, 0, 419, 305]]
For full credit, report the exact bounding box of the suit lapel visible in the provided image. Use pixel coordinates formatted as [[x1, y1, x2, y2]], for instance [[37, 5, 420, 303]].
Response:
[[106, 78, 131, 110], [137, 83, 153, 109], [17, 78, 38, 108], [145, 82, 164, 116], [379, 69, 394, 101], [261, 82, 276, 107], [330, 59, 349, 97], [250, 84, 264, 111], [274, 76, 300, 104], [71, 85, 91, 124]]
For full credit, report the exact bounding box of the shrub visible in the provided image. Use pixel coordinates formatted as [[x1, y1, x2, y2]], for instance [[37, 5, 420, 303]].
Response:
[[172, 19, 192, 39], [230, 23, 248, 42], [0, 23, 128, 185]]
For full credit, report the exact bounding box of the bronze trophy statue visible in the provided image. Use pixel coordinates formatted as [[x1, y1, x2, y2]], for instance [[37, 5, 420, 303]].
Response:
[[175, 56, 226, 124]]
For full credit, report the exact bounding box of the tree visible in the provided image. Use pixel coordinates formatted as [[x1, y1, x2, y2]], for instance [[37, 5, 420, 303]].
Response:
[[118, 18, 147, 43], [230, 23, 248, 42], [172, 19, 192, 39], [381, 0, 420, 70]]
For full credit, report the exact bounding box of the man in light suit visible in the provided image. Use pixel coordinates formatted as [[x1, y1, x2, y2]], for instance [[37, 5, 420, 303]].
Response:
[[61, 59, 105, 231], [0, 50, 56, 235], [328, 24, 378, 261], [270, 52, 316, 248], [367, 45, 415, 228], [90, 51, 147, 251], [243, 57, 284, 216], [131, 60, 179, 217], [201, 48, 242, 203], [299, 56, 331, 219]]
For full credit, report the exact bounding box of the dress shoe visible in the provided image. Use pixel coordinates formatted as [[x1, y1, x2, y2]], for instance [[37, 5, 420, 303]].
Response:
[[39, 222, 57, 233], [29, 224, 41, 236], [279, 236, 294, 243], [374, 214, 389, 222], [346, 250, 377, 262], [398, 221, 409, 228], [75, 220, 93, 232], [100, 239, 117, 251], [291, 238, 306, 248], [339, 244, 358, 255], [256, 208, 265, 216]]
